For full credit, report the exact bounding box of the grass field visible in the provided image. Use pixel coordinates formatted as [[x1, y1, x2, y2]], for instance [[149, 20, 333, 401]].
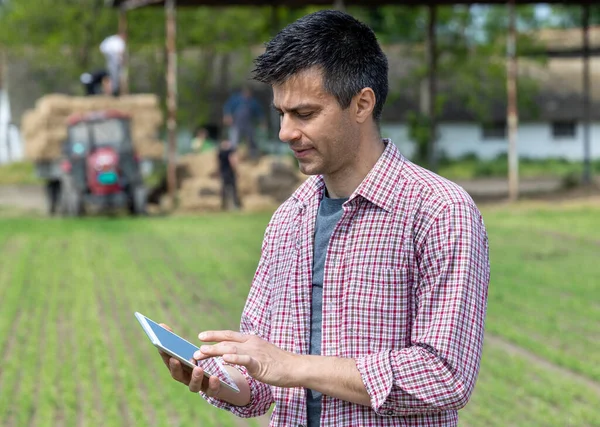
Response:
[[0, 200, 599, 426]]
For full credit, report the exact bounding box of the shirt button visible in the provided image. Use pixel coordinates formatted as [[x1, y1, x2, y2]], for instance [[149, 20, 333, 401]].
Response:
[[386, 409, 394, 416]]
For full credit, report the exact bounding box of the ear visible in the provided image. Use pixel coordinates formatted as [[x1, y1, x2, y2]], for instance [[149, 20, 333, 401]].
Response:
[[353, 88, 376, 124]]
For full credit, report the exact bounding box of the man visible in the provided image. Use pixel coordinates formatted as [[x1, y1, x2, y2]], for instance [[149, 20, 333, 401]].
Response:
[[99, 33, 126, 96], [223, 86, 264, 159], [217, 138, 241, 211], [79, 69, 110, 96], [160, 10, 490, 427]]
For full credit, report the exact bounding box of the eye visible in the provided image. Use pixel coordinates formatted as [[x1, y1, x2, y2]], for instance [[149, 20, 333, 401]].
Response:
[[296, 112, 313, 119]]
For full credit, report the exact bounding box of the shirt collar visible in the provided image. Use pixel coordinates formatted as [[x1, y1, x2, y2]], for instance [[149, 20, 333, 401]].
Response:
[[291, 139, 405, 213]]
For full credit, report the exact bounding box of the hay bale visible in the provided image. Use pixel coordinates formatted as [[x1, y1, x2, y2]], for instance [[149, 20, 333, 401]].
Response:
[[131, 109, 163, 127], [237, 163, 262, 196], [36, 94, 73, 116], [178, 152, 217, 179], [178, 177, 222, 211], [171, 152, 304, 212], [22, 93, 164, 162], [131, 128, 160, 142], [21, 110, 47, 139], [136, 141, 164, 159], [179, 193, 222, 212], [258, 174, 299, 202], [119, 94, 160, 109], [180, 177, 220, 195], [242, 194, 278, 212]]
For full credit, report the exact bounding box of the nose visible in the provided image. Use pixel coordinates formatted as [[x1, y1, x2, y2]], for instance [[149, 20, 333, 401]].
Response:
[[278, 115, 302, 144]]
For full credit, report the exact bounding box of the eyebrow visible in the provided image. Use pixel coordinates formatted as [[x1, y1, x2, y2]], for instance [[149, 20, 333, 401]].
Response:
[[272, 103, 321, 114]]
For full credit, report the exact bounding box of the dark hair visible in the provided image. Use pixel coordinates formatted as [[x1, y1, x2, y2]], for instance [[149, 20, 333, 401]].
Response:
[[195, 124, 220, 140], [253, 10, 388, 122]]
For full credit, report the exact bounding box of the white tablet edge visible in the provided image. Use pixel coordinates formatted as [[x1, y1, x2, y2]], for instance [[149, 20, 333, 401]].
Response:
[[134, 312, 240, 393]]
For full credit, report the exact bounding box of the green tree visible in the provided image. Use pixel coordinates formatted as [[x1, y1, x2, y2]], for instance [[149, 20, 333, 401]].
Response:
[[359, 5, 544, 167], [0, 0, 117, 70], [545, 4, 600, 28]]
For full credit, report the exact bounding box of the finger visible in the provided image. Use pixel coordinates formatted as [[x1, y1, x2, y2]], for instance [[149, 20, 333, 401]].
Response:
[[159, 323, 173, 332], [169, 358, 191, 385], [158, 350, 172, 368], [222, 353, 254, 369], [204, 376, 222, 398], [198, 330, 245, 343], [194, 342, 238, 359], [188, 366, 206, 393]]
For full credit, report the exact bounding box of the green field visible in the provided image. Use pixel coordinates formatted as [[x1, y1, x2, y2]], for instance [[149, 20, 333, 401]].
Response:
[[0, 201, 599, 426]]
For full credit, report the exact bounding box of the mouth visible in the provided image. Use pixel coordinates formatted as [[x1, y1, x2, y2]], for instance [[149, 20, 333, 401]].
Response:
[[292, 147, 314, 159]]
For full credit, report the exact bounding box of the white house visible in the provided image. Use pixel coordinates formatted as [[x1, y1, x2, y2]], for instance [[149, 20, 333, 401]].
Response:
[[378, 53, 599, 162], [383, 122, 600, 162]]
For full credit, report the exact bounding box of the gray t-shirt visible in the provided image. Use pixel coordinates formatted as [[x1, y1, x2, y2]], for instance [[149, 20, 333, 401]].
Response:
[[307, 193, 347, 427]]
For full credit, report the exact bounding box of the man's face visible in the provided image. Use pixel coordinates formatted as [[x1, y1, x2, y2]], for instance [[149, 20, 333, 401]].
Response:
[[272, 68, 359, 177]]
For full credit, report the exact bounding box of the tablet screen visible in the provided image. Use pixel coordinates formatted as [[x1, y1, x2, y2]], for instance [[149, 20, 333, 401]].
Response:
[[137, 313, 240, 393], [144, 316, 200, 364]]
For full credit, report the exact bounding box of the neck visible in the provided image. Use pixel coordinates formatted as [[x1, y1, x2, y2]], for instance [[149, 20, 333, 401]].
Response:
[[324, 134, 385, 199]]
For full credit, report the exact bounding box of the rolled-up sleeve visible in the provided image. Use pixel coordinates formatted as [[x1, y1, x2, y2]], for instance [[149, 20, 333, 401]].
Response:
[[201, 223, 276, 417], [356, 201, 490, 416]]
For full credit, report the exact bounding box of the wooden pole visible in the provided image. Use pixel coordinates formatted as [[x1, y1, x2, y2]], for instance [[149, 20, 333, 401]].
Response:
[[166, 0, 178, 207], [582, 3, 592, 185], [426, 5, 438, 172], [119, 7, 129, 95], [507, 0, 519, 202], [0, 50, 10, 163]]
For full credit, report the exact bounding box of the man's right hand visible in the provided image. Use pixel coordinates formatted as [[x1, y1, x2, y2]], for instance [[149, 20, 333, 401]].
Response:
[[158, 323, 224, 398]]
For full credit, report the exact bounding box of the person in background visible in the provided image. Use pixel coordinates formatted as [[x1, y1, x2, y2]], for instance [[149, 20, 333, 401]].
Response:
[[217, 138, 241, 211], [191, 126, 209, 153], [80, 69, 111, 96], [223, 86, 264, 160], [99, 32, 126, 97]]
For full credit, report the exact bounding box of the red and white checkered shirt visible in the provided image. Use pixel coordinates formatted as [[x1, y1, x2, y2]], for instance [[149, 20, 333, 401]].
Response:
[[204, 140, 490, 426]]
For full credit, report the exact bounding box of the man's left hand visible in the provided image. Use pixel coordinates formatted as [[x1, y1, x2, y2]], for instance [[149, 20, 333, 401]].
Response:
[[194, 330, 299, 388]]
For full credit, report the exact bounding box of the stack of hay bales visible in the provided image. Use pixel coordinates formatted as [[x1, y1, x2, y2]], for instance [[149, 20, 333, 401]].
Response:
[[177, 149, 306, 213], [21, 94, 164, 161], [177, 151, 221, 212]]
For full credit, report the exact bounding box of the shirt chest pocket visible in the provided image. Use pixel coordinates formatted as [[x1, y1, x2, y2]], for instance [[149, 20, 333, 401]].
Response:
[[342, 267, 413, 355]]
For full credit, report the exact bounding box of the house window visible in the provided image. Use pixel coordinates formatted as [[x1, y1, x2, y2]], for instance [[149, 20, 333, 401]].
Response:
[[481, 121, 506, 140], [552, 121, 577, 139]]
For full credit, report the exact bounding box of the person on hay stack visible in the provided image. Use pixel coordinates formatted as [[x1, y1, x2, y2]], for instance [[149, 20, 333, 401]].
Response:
[[158, 10, 490, 427], [99, 32, 126, 97]]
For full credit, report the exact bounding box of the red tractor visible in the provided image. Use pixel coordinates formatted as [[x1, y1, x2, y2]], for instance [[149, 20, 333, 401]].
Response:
[[54, 110, 147, 216]]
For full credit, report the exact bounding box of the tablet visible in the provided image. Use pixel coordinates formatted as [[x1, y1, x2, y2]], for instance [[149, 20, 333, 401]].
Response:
[[135, 312, 240, 393]]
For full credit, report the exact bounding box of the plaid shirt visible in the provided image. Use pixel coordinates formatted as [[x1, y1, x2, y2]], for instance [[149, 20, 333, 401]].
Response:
[[204, 140, 490, 426]]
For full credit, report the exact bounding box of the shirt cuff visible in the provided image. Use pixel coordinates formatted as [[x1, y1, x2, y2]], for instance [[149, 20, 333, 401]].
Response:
[[355, 351, 397, 416], [200, 361, 270, 418]]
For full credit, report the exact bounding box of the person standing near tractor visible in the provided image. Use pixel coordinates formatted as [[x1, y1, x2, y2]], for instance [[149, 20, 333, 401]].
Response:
[[217, 138, 241, 211], [223, 86, 264, 160]]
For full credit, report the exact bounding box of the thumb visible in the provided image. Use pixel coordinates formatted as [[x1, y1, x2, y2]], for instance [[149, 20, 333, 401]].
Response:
[[159, 323, 173, 332]]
